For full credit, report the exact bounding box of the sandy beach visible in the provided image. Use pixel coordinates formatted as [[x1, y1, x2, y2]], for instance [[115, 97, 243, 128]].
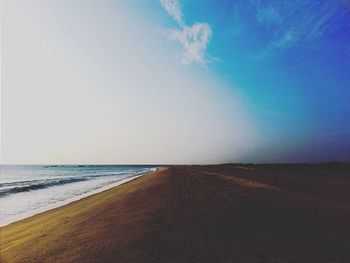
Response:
[[1, 164, 350, 262]]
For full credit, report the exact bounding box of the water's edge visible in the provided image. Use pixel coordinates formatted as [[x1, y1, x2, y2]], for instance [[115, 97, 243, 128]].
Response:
[[0, 168, 158, 227]]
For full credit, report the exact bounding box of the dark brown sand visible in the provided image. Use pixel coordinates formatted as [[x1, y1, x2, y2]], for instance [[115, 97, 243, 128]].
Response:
[[1, 164, 350, 262]]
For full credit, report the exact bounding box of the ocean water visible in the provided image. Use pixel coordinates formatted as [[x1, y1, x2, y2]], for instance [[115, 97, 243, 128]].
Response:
[[0, 165, 156, 226]]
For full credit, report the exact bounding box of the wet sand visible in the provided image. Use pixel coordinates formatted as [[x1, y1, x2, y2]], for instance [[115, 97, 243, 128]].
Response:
[[1, 164, 350, 262]]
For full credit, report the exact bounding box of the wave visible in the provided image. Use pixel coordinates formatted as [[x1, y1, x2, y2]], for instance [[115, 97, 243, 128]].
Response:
[[0, 174, 128, 196], [0, 177, 89, 197], [0, 169, 153, 197]]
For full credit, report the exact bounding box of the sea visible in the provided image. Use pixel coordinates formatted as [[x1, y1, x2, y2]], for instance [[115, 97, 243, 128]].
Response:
[[0, 165, 156, 226]]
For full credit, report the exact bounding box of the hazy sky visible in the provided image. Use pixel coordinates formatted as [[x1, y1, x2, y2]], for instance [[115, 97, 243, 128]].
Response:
[[2, 0, 350, 164]]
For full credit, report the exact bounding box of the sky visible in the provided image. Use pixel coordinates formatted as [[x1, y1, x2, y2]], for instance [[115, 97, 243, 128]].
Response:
[[1, 0, 350, 164]]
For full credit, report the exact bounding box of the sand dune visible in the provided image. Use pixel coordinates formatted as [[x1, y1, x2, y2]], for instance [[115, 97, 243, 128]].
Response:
[[1, 164, 350, 262]]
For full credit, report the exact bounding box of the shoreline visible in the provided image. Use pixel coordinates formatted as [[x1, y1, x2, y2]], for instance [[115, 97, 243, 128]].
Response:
[[0, 167, 159, 227]]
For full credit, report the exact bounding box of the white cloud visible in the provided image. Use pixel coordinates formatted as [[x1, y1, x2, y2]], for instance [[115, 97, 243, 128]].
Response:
[[171, 23, 212, 64], [249, 0, 346, 59], [160, 0, 212, 64], [160, 0, 183, 25]]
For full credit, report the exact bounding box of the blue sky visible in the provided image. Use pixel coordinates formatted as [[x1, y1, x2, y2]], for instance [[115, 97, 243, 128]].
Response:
[[148, 0, 350, 162], [2, 0, 350, 163]]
